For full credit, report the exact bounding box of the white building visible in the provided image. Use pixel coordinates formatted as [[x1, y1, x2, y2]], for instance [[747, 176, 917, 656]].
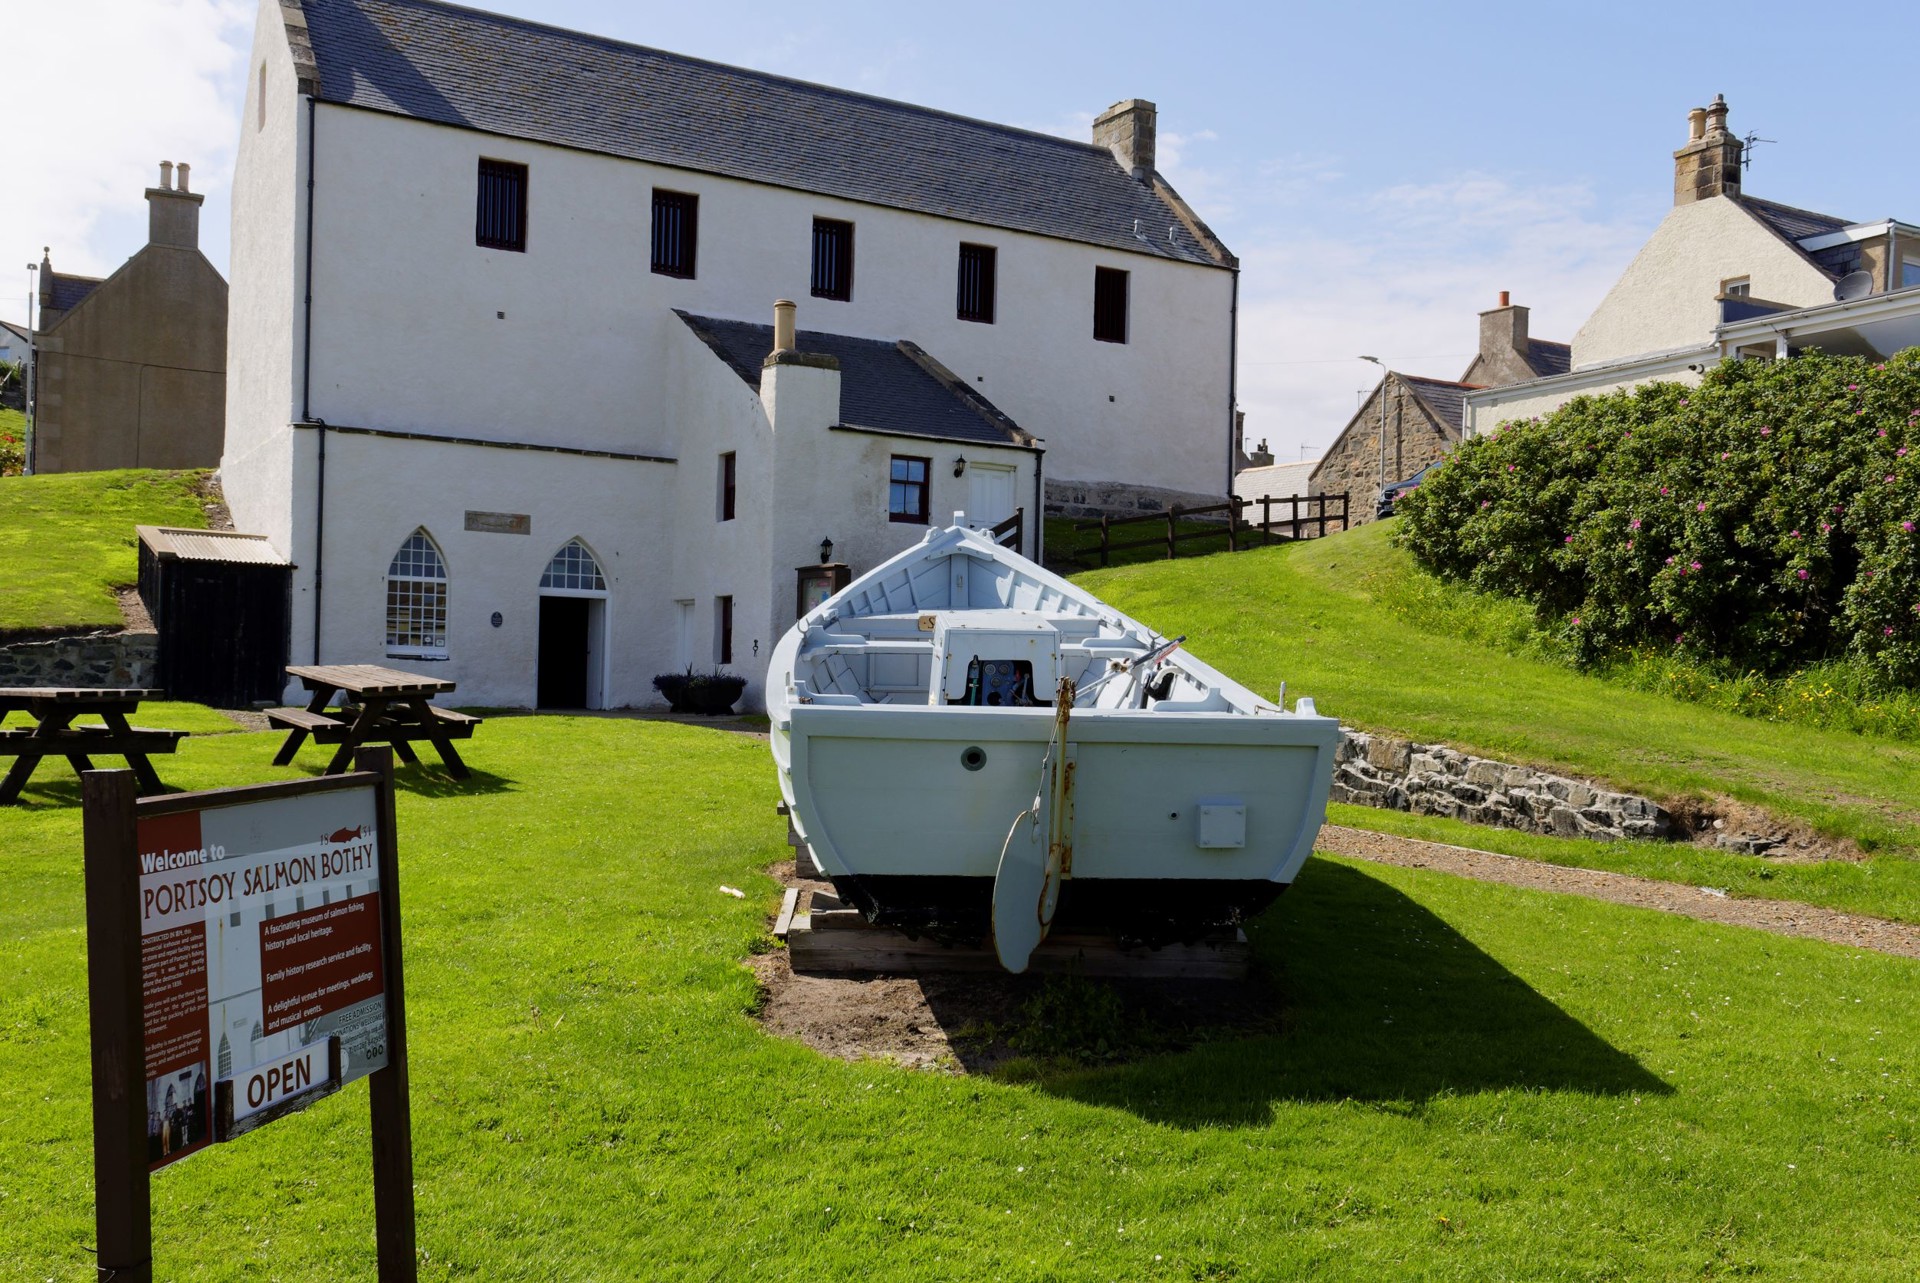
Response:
[[225, 0, 1239, 710], [1466, 96, 1920, 434]]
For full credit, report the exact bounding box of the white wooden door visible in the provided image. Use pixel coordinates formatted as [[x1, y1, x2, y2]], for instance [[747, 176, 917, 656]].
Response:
[[967, 464, 1017, 530]]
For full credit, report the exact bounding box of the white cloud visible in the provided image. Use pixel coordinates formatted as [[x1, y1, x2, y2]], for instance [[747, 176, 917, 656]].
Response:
[[8, 0, 252, 323], [1231, 174, 1658, 462]]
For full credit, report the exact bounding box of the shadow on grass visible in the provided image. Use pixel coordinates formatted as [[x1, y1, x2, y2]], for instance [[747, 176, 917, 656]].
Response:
[[1028, 861, 1670, 1129], [0, 762, 517, 810]]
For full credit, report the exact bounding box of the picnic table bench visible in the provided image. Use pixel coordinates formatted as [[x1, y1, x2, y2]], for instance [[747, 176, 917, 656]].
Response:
[[0, 687, 187, 804], [269, 664, 481, 779]]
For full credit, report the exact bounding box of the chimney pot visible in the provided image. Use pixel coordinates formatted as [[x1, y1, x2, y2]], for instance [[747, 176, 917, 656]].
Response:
[[1705, 94, 1729, 137], [176, 162, 190, 193], [773, 299, 797, 353], [1687, 107, 1706, 142], [159, 160, 174, 191], [1498, 290, 1510, 308]]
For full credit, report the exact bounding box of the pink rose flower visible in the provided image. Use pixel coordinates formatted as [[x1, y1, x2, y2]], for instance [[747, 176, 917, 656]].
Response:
[[1790, 530, 1800, 538], [1797, 569, 1809, 579], [1696, 502, 1707, 512], [1691, 561, 1702, 571], [1761, 426, 1772, 435], [1630, 518, 1642, 530], [1905, 522, 1915, 532]]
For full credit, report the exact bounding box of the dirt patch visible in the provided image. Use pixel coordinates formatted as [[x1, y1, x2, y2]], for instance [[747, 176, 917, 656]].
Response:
[[192, 471, 233, 531], [750, 861, 1281, 1073], [1669, 796, 1863, 862], [1317, 825, 1920, 960], [115, 586, 155, 634]]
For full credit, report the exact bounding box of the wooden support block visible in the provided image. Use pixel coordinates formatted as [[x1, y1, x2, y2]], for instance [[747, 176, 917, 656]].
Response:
[[785, 907, 1249, 980], [773, 888, 801, 940]]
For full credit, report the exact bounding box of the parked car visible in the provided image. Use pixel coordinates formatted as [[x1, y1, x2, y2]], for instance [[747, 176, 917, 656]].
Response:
[[1376, 463, 1437, 520]]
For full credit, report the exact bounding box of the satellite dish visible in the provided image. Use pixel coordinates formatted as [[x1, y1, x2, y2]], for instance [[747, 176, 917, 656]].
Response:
[[1835, 270, 1874, 302]]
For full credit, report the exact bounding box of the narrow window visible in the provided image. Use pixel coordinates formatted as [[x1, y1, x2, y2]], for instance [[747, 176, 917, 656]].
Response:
[[716, 595, 734, 665], [812, 218, 854, 301], [718, 451, 736, 522], [385, 528, 449, 659], [957, 243, 997, 324], [888, 455, 931, 524], [651, 189, 698, 278], [1904, 258, 1920, 289], [476, 159, 528, 252], [1093, 267, 1129, 343]]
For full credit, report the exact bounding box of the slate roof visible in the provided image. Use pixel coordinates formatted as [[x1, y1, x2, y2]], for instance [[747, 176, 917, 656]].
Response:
[[296, 0, 1227, 268], [1738, 196, 1850, 243], [45, 272, 103, 315], [1401, 375, 1481, 433], [1525, 339, 1571, 378], [675, 312, 1032, 448]]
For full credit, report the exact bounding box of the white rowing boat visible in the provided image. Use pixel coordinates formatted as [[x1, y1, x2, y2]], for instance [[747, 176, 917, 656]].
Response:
[[767, 517, 1338, 972]]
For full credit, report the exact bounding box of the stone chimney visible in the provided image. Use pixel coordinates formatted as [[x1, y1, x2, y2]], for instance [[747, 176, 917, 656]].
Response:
[[1479, 291, 1530, 364], [1093, 99, 1156, 179], [1672, 94, 1743, 206], [146, 158, 204, 249]]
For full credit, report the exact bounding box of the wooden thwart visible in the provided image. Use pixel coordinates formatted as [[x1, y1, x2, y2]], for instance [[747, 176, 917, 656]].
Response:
[[779, 892, 1250, 980]]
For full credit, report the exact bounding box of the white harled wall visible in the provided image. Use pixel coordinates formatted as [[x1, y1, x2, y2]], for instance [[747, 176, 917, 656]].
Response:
[[227, 55, 1190, 710]]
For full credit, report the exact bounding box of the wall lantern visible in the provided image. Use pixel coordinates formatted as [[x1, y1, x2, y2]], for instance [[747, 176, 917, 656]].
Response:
[[953, 456, 968, 478], [819, 537, 834, 564]]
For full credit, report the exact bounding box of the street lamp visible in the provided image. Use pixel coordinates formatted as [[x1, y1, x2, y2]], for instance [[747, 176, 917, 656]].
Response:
[[1359, 355, 1388, 513]]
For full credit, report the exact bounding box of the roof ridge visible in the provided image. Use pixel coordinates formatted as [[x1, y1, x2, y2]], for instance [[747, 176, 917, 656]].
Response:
[[337, 0, 1125, 164], [1402, 374, 1485, 390], [1528, 338, 1571, 349]]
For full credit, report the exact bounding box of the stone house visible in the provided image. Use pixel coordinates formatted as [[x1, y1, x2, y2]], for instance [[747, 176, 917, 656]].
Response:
[[1466, 96, 1920, 433], [225, 0, 1239, 710], [1302, 291, 1568, 523], [29, 163, 228, 473]]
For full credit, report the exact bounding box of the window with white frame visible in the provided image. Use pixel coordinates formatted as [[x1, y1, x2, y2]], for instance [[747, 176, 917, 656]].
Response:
[[1721, 276, 1751, 298], [540, 538, 607, 593], [385, 529, 448, 659], [1904, 258, 1920, 289]]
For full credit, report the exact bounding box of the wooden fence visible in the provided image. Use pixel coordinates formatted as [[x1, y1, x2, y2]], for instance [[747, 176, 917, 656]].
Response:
[[1064, 493, 1349, 570]]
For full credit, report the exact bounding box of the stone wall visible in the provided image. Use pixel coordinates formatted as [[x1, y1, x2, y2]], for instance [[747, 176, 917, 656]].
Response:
[[1045, 477, 1226, 520], [0, 631, 157, 688], [1334, 729, 1673, 841], [1310, 379, 1454, 526]]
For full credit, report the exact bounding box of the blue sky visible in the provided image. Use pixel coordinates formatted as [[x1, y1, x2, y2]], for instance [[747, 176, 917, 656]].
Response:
[[12, 0, 1917, 458]]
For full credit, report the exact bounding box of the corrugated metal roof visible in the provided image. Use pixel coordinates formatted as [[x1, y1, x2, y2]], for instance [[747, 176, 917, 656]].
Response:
[[296, 0, 1229, 267], [137, 526, 290, 564]]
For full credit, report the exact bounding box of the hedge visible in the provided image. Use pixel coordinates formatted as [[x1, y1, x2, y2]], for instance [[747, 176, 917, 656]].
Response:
[[1395, 349, 1920, 685]]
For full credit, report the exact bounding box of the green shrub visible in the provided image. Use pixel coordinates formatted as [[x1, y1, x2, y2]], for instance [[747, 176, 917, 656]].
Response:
[[0, 409, 23, 478], [1397, 350, 1920, 685]]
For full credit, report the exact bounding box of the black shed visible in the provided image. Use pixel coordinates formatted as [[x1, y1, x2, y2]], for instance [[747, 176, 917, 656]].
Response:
[[136, 526, 292, 707]]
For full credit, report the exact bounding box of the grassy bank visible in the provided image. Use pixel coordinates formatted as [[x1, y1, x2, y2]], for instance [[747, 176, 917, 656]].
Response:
[[0, 469, 207, 632], [5, 716, 1920, 1279], [1078, 523, 1920, 858]]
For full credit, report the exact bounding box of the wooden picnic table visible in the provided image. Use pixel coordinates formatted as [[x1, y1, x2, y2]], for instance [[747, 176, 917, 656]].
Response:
[[0, 687, 187, 804], [269, 664, 481, 779]]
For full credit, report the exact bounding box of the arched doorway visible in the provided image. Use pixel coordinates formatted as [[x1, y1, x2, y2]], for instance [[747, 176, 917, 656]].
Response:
[[537, 538, 608, 708]]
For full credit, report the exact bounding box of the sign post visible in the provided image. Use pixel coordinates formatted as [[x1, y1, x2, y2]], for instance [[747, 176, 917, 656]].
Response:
[[82, 747, 415, 1281]]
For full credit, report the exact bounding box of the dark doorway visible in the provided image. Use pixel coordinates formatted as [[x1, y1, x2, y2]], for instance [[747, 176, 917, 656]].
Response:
[[538, 596, 590, 707]]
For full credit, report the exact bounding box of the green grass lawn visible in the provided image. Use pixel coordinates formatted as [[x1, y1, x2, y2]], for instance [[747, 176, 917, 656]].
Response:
[[5, 716, 1920, 1279], [1077, 522, 1920, 863], [0, 469, 208, 633]]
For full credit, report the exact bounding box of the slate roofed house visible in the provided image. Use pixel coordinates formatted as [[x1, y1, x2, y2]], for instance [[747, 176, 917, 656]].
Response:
[[1466, 96, 1920, 434], [28, 163, 229, 474], [224, 0, 1239, 710], [1296, 291, 1566, 522]]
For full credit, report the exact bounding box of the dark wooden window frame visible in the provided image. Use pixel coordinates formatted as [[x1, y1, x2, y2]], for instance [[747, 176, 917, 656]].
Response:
[[717, 595, 734, 665], [888, 454, 931, 525], [651, 188, 699, 278], [476, 158, 528, 252], [812, 218, 855, 301], [1094, 266, 1129, 343], [957, 242, 997, 324], [719, 451, 736, 522]]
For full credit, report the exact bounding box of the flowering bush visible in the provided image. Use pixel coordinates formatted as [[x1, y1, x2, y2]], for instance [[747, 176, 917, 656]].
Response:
[[0, 416, 24, 477], [1396, 350, 1920, 685]]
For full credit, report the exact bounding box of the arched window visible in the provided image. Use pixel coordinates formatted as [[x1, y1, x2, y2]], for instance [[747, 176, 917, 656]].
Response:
[[539, 538, 606, 595], [385, 529, 448, 658]]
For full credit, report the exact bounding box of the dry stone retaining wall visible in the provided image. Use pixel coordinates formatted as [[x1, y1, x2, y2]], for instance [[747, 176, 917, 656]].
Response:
[[0, 631, 157, 688], [1335, 729, 1673, 841]]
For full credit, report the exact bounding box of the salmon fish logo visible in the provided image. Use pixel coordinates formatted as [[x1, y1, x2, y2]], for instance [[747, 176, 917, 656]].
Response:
[[326, 825, 368, 844]]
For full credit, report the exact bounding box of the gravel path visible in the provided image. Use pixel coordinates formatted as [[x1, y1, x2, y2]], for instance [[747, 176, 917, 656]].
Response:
[[1318, 824, 1920, 960]]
